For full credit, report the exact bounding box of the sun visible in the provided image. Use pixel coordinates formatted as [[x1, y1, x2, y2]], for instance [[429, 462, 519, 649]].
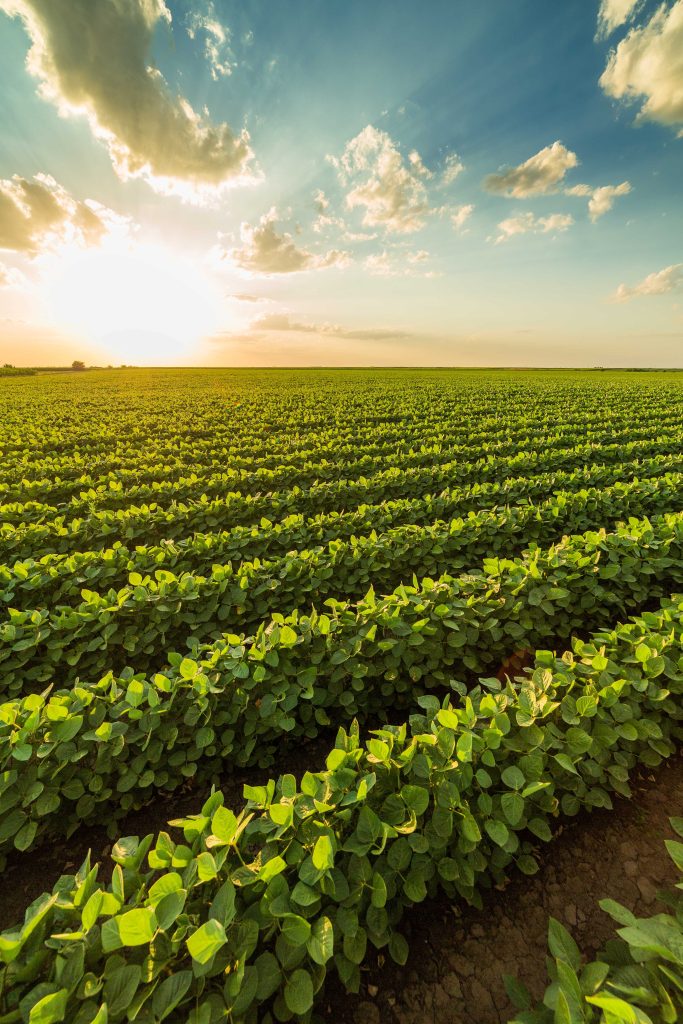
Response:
[[44, 239, 225, 364]]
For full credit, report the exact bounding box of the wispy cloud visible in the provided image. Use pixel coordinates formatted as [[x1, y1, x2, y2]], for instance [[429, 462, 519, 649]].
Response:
[[186, 3, 234, 80], [250, 312, 415, 342], [364, 249, 439, 277], [449, 203, 474, 232], [493, 211, 573, 244], [0, 0, 258, 200], [612, 263, 683, 301]]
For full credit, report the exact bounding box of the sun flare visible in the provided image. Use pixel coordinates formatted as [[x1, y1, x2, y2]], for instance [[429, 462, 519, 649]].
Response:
[[43, 240, 225, 364]]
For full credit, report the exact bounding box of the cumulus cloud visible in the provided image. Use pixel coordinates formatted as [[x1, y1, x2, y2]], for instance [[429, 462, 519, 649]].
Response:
[[613, 263, 683, 301], [0, 173, 123, 254], [251, 312, 414, 342], [596, 0, 641, 39], [484, 141, 579, 197], [1, 0, 257, 199], [186, 3, 234, 80], [330, 126, 432, 233], [566, 181, 632, 220], [450, 203, 474, 232], [599, 1, 683, 135], [222, 208, 351, 275], [493, 211, 574, 244]]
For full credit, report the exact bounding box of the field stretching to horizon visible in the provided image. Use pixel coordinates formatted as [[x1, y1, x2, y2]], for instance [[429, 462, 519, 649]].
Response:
[[1, 366, 683, 1024]]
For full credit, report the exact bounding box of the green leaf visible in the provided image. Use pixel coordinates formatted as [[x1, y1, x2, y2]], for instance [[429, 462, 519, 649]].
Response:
[[388, 932, 409, 966], [501, 792, 524, 826], [485, 819, 509, 847], [281, 915, 311, 949], [28, 990, 68, 1024], [117, 907, 156, 947], [501, 766, 525, 789], [103, 965, 141, 1018], [635, 643, 650, 663], [401, 784, 430, 816], [152, 971, 193, 1021], [312, 835, 335, 871], [308, 916, 334, 965], [284, 969, 314, 1015], [186, 919, 227, 965], [548, 917, 581, 970], [179, 658, 198, 680]]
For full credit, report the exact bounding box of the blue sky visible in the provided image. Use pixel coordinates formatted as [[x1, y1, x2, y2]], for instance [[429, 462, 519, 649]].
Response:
[[0, 0, 681, 366]]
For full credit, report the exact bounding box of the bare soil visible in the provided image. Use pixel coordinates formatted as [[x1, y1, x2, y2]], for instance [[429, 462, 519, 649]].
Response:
[[322, 753, 683, 1024]]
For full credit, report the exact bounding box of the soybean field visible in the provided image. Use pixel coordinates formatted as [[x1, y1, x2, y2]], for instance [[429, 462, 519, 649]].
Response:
[[1, 367, 683, 1024]]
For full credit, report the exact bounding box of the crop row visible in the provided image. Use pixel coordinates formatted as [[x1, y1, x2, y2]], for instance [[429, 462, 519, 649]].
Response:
[[0, 454, 677, 565], [3, 414, 679, 490], [3, 473, 681, 612], [1, 513, 682, 861], [2, 484, 683, 695], [3, 369, 679, 456], [1, 435, 681, 521], [1, 598, 681, 1023]]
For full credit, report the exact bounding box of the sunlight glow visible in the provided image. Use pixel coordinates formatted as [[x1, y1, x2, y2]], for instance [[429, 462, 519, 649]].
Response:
[[43, 239, 226, 364]]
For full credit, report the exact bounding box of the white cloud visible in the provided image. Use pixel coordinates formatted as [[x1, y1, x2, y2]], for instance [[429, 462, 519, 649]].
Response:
[[599, 1, 683, 135], [1, 0, 257, 200], [331, 125, 432, 233], [187, 3, 234, 80], [484, 141, 579, 197], [0, 173, 124, 255], [565, 181, 632, 220], [589, 182, 631, 221], [450, 203, 474, 232], [493, 211, 574, 244], [221, 208, 351, 275], [596, 0, 641, 39], [613, 263, 683, 301], [441, 153, 465, 186]]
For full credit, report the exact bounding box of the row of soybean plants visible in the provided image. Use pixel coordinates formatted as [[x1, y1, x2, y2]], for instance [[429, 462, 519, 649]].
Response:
[[3, 429, 680, 518], [2, 481, 683, 694], [3, 367, 677, 455], [0, 460, 668, 564], [3, 473, 679, 614], [6, 408, 656, 482], [0, 448, 678, 558], [1, 598, 681, 1023], [3, 408, 679, 492], [2, 512, 683, 863]]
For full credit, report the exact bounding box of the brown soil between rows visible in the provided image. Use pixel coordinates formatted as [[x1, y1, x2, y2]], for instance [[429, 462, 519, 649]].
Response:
[[322, 753, 683, 1024]]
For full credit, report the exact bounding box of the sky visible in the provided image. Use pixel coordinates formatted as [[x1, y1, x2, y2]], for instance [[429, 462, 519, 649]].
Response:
[[0, 0, 681, 368]]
